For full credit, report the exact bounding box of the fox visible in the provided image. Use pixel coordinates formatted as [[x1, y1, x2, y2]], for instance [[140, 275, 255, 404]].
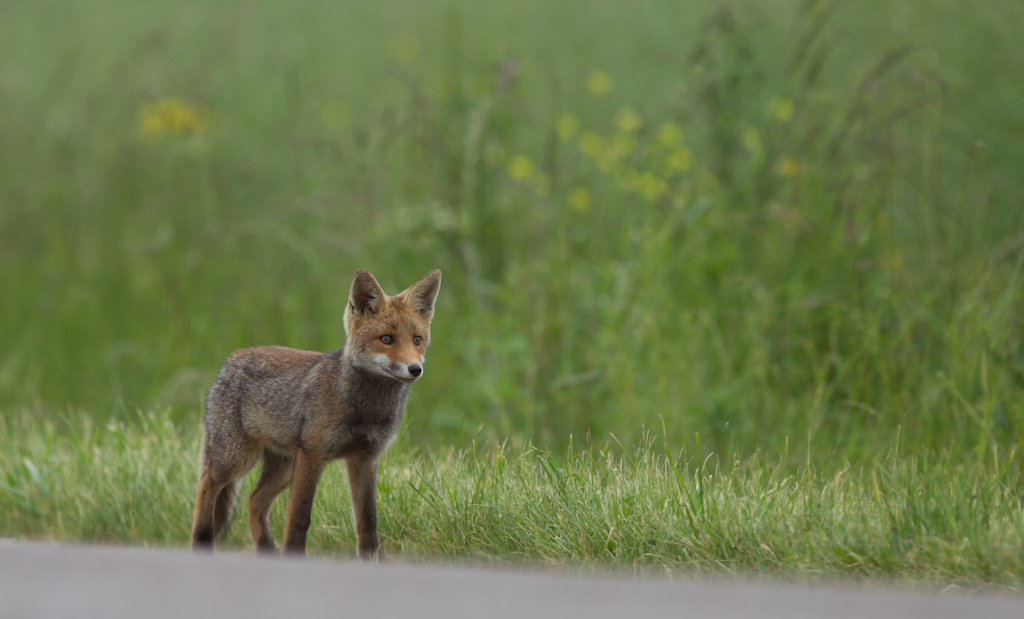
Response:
[[190, 268, 441, 559]]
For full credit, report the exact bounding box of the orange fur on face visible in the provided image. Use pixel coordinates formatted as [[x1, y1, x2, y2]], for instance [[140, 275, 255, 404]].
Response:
[[343, 270, 440, 383]]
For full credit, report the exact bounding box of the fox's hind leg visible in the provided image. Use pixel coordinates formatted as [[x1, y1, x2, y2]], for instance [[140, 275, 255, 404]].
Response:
[[192, 470, 228, 551], [191, 434, 261, 551], [213, 478, 241, 538], [248, 448, 295, 553]]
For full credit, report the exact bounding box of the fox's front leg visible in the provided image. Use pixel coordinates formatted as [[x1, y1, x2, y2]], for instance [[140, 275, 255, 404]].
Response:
[[282, 447, 325, 555], [346, 453, 381, 560]]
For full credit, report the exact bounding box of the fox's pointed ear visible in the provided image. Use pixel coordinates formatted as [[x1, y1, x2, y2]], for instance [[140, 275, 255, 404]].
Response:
[[401, 269, 442, 320], [348, 269, 386, 315]]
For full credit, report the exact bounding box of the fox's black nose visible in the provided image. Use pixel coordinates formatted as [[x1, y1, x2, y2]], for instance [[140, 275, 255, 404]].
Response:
[[408, 364, 423, 378]]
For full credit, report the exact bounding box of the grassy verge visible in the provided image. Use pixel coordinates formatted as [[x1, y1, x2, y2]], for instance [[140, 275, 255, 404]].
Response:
[[2, 411, 1022, 590]]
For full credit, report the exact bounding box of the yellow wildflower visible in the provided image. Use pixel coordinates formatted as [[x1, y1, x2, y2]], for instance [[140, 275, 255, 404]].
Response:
[[776, 158, 800, 177], [507, 155, 536, 180], [743, 128, 762, 154], [656, 122, 683, 147], [636, 172, 667, 201], [568, 187, 591, 212], [665, 147, 693, 173], [389, 34, 420, 64], [614, 107, 642, 133], [578, 131, 604, 157], [556, 114, 579, 140], [322, 101, 350, 130], [140, 109, 165, 139], [586, 70, 613, 96], [768, 97, 795, 122], [139, 99, 211, 143]]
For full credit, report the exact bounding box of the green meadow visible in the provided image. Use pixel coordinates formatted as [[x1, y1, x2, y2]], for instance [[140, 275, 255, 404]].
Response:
[[1, 0, 1023, 585]]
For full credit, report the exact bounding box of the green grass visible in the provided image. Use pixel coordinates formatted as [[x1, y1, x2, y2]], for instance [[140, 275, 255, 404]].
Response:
[[2, 410, 1023, 589]]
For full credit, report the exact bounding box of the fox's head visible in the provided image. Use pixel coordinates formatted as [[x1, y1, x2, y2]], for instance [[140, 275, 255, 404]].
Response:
[[343, 268, 441, 384]]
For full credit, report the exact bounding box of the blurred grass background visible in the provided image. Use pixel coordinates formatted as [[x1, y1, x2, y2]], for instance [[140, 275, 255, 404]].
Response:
[[1, 0, 1023, 463]]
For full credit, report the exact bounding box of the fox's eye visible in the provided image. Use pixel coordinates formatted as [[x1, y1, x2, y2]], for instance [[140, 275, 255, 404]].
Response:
[[379, 335, 394, 345], [414, 336, 422, 346]]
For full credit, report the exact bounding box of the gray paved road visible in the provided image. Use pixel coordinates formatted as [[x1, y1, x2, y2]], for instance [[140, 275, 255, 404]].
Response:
[[0, 541, 1021, 618]]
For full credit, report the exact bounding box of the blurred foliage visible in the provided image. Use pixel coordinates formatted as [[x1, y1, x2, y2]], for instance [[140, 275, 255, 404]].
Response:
[[0, 0, 1022, 463]]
